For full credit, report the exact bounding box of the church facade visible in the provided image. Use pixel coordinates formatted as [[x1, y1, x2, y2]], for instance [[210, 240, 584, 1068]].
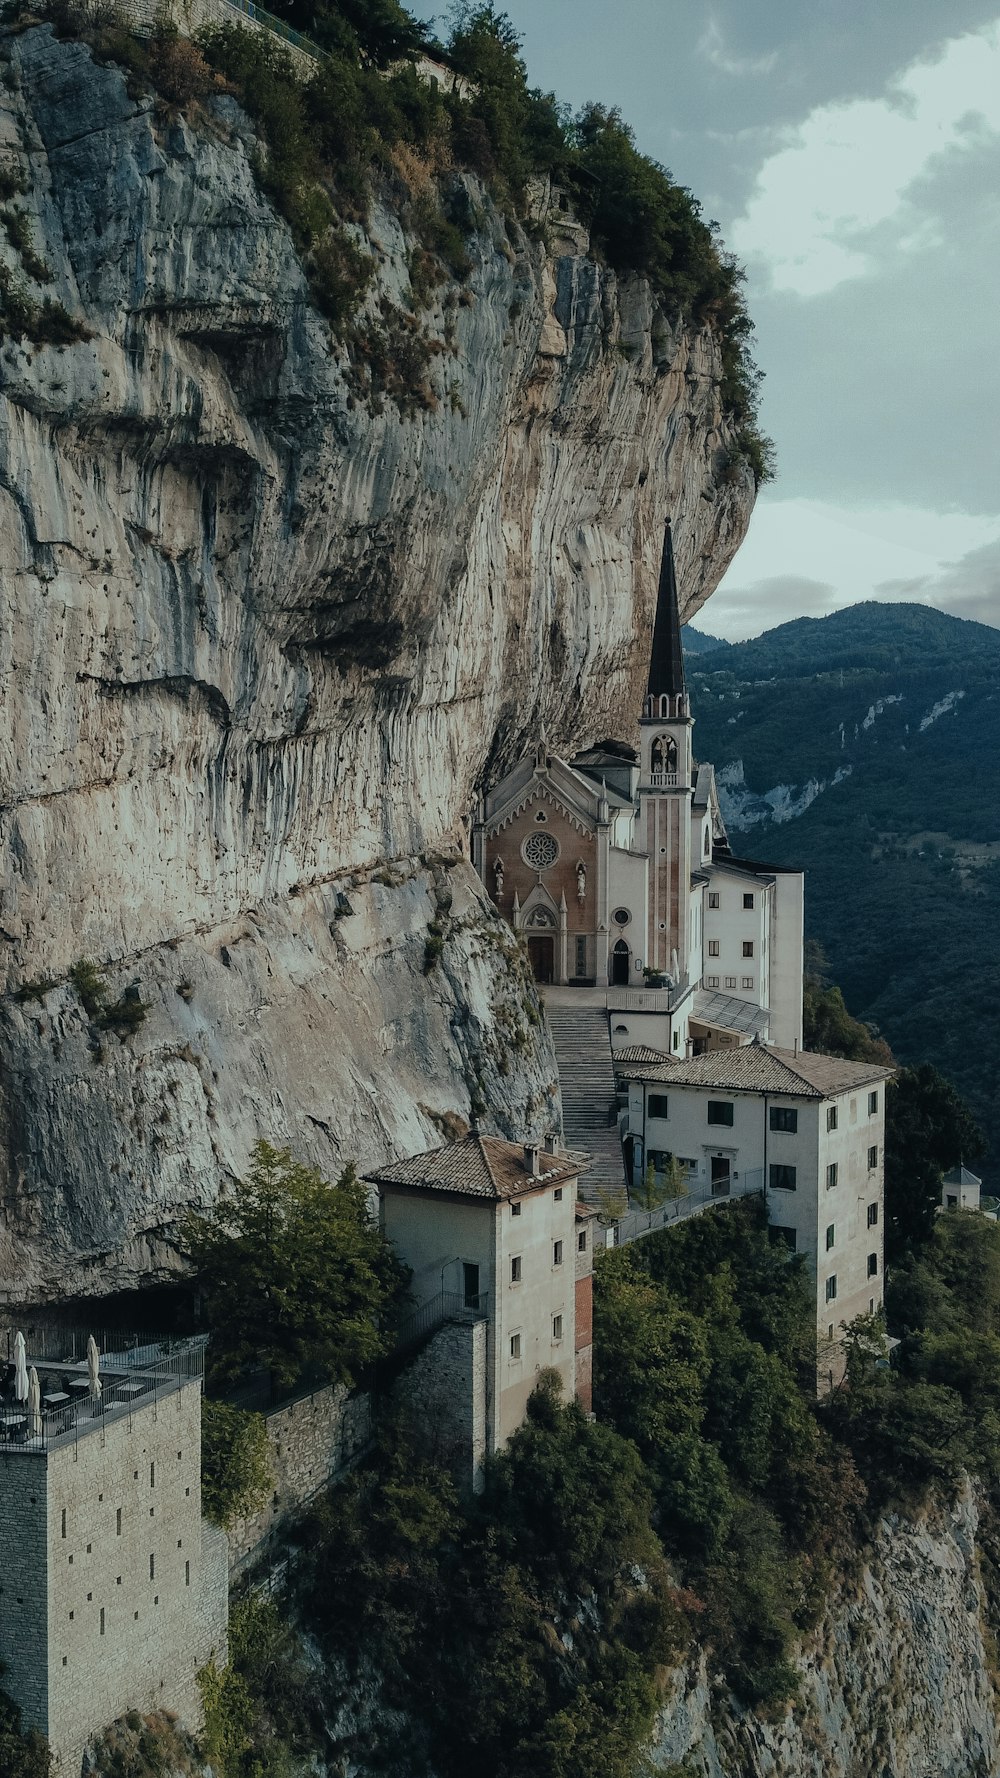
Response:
[[472, 522, 805, 1055]]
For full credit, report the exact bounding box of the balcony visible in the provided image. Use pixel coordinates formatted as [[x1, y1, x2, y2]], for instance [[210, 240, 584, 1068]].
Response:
[[607, 979, 687, 1015], [646, 770, 684, 789]]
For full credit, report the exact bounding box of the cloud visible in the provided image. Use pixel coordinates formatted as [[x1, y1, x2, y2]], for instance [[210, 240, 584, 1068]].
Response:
[[876, 536, 1000, 627], [696, 576, 837, 642], [731, 20, 1000, 295], [705, 497, 1000, 639], [697, 18, 778, 79]]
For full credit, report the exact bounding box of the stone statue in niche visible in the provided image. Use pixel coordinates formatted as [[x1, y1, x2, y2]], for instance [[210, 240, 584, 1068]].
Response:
[[576, 861, 586, 903], [493, 857, 504, 901]]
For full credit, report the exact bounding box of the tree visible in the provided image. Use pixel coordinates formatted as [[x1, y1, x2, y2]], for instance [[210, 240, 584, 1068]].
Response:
[[183, 1141, 408, 1392], [632, 1157, 669, 1214], [884, 1065, 984, 1257]]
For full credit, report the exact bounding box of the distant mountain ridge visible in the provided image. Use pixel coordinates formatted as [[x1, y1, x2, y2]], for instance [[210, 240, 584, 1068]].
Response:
[[689, 601, 1000, 1172], [682, 624, 730, 654]]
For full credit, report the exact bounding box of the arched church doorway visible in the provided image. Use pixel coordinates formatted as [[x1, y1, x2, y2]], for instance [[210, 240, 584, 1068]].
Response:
[[611, 939, 630, 986], [527, 935, 554, 983]]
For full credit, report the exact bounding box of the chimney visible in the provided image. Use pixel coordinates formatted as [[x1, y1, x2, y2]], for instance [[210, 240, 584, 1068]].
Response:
[[543, 1133, 559, 1156], [524, 1143, 541, 1177]]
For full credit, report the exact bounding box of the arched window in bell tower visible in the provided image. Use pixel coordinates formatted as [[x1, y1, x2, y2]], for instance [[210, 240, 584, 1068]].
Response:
[[651, 737, 664, 775], [665, 736, 678, 771]]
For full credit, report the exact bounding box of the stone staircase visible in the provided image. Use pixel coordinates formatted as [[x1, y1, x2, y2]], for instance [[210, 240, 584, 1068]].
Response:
[[544, 1001, 626, 1204]]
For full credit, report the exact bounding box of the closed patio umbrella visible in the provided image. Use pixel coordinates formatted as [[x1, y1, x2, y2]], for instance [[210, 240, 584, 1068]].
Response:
[[13, 1331, 28, 1404], [87, 1334, 102, 1405], [27, 1366, 41, 1440]]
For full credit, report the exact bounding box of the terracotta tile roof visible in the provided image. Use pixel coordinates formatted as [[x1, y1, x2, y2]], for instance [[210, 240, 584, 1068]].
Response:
[[614, 1044, 673, 1065], [618, 1042, 894, 1099], [366, 1132, 588, 1201]]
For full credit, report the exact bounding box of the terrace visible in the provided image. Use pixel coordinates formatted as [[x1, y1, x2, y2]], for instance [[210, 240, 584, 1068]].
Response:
[[0, 1323, 206, 1455]]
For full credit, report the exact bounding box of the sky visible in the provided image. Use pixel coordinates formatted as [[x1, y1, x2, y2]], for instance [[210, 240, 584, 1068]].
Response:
[[461, 1, 1000, 641]]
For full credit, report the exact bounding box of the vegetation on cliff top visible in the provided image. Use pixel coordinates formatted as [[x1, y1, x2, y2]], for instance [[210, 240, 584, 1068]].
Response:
[[42, 0, 771, 467]]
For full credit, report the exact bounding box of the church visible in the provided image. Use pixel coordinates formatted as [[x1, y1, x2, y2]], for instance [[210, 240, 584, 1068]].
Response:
[[472, 522, 805, 1057]]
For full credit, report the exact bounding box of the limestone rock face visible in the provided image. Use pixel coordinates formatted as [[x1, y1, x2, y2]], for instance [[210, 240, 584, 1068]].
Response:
[[650, 1481, 1000, 1778], [0, 26, 754, 1297]]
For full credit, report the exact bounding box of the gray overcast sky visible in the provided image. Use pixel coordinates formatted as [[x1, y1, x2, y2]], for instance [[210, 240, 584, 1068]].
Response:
[[461, 1, 1000, 639]]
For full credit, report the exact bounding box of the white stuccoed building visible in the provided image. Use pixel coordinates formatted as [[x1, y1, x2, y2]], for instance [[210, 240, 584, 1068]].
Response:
[[620, 1043, 894, 1386], [368, 1133, 592, 1487]]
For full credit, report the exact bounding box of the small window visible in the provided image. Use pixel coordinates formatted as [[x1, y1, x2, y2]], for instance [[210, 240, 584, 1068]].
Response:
[[708, 939, 720, 957], [708, 892, 720, 909], [707, 1100, 734, 1126], [769, 1163, 796, 1191], [825, 1275, 838, 1302], [868, 1252, 879, 1277], [185, 1561, 190, 1587], [511, 1201, 521, 1217], [100, 1608, 105, 1637], [827, 1106, 838, 1132], [705, 975, 720, 988], [510, 1255, 521, 1283], [868, 1091, 879, 1115], [578, 1230, 587, 1252], [149, 1554, 155, 1580], [770, 1106, 798, 1134], [724, 976, 737, 989], [553, 1187, 563, 1202], [510, 1333, 521, 1360], [553, 1240, 563, 1266], [825, 1223, 835, 1251], [150, 1463, 155, 1488], [552, 1314, 563, 1342], [741, 975, 754, 989], [742, 940, 754, 958], [743, 893, 754, 909], [672, 1031, 680, 1050], [867, 1202, 878, 1227], [827, 1162, 838, 1190], [61, 1509, 66, 1539], [116, 1509, 122, 1537], [828, 1323, 834, 1341], [868, 1145, 878, 1170], [648, 1094, 669, 1119]]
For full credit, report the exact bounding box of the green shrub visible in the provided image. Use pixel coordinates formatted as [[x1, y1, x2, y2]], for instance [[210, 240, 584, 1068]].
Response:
[[0, 1671, 49, 1778], [200, 1400, 272, 1527]]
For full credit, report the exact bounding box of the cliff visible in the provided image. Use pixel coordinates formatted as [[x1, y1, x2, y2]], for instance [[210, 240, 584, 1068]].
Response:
[[0, 24, 754, 1298], [652, 1480, 1000, 1777]]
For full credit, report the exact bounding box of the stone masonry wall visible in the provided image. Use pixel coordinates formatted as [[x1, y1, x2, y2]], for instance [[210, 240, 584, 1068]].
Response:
[[391, 1320, 487, 1495], [227, 1383, 372, 1575], [81, 0, 320, 78], [43, 1379, 227, 1774], [0, 1450, 49, 1739]]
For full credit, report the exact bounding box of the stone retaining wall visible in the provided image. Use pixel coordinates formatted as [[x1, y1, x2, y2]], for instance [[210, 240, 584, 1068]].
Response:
[[227, 1382, 372, 1574]]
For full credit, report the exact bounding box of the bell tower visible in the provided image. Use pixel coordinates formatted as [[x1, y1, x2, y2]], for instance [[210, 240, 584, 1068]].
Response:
[[639, 519, 693, 982]]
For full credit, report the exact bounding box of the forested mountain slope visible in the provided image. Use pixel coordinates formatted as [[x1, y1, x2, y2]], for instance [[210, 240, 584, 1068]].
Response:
[[688, 602, 1000, 1169]]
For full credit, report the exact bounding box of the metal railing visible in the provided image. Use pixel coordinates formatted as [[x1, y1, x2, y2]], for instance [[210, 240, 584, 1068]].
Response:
[[393, 1289, 489, 1355], [607, 982, 686, 1015], [218, 0, 325, 61], [0, 1326, 206, 1456], [608, 1170, 765, 1246], [646, 771, 685, 789]]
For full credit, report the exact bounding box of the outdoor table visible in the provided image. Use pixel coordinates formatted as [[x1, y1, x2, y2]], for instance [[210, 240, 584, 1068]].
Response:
[[118, 1381, 144, 1399], [67, 1378, 89, 1392], [0, 1412, 26, 1440], [42, 1392, 69, 1407]]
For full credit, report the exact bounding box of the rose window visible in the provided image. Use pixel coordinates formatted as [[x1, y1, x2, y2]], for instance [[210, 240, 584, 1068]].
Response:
[[522, 832, 559, 871]]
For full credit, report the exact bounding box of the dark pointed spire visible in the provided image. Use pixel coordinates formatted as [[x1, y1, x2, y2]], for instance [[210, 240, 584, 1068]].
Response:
[[646, 517, 686, 701]]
